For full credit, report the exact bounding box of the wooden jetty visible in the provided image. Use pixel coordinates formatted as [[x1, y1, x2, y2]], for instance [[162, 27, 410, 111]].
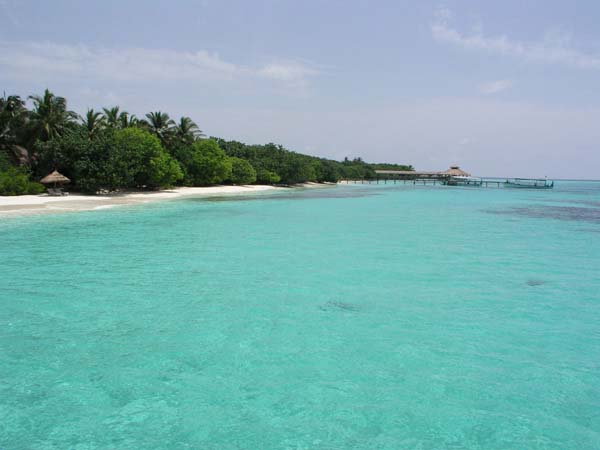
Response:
[[378, 167, 504, 187], [342, 167, 552, 189], [344, 176, 504, 188], [341, 167, 513, 188]]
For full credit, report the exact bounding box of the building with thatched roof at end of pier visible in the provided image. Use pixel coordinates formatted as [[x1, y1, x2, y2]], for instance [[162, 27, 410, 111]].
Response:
[[374, 165, 473, 180], [441, 166, 470, 177]]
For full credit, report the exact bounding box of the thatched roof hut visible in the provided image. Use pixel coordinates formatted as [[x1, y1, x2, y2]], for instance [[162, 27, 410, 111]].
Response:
[[441, 166, 470, 177], [40, 170, 70, 185]]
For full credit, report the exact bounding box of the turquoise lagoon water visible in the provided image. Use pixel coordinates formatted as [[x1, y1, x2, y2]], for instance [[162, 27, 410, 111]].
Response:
[[1, 181, 600, 449]]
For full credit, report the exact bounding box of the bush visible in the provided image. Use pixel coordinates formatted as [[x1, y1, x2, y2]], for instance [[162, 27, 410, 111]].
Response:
[[112, 128, 183, 189], [0, 168, 45, 196], [229, 157, 257, 184], [182, 139, 232, 186], [147, 151, 183, 188], [256, 168, 281, 184], [277, 156, 316, 184], [28, 181, 46, 194]]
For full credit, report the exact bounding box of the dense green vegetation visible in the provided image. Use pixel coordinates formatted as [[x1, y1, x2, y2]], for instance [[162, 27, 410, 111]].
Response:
[[0, 89, 413, 195], [0, 155, 44, 195], [229, 157, 257, 185], [212, 140, 413, 184]]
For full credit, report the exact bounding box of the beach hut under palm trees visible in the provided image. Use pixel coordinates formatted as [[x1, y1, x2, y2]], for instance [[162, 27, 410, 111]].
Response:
[[40, 170, 70, 196]]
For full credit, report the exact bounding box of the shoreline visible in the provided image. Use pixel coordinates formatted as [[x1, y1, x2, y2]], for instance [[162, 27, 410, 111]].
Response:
[[0, 184, 322, 218]]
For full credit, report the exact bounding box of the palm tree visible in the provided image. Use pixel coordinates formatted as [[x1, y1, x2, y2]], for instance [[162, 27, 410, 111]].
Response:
[[27, 89, 77, 145], [174, 116, 204, 144], [118, 111, 138, 129], [102, 106, 121, 128], [143, 111, 175, 145], [79, 109, 105, 139], [0, 94, 29, 164], [1, 94, 25, 146]]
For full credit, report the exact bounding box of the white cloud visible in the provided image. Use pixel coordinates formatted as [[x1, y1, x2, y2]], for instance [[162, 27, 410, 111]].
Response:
[[257, 62, 319, 85], [479, 79, 513, 94], [0, 41, 236, 82], [0, 41, 319, 87], [431, 9, 600, 69]]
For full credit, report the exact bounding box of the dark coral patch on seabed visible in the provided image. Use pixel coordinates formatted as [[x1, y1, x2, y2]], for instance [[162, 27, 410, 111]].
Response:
[[486, 205, 600, 224]]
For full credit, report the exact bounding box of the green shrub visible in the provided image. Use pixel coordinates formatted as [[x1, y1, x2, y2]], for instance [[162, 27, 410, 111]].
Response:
[[0, 168, 45, 196], [112, 128, 183, 189], [179, 139, 232, 186], [229, 157, 257, 184], [256, 168, 281, 184], [147, 151, 183, 188]]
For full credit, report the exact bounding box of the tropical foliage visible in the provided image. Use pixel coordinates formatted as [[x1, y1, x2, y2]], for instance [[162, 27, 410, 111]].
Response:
[[0, 88, 413, 195], [0, 166, 44, 195], [212, 139, 412, 184], [0, 94, 28, 164], [112, 128, 182, 189], [174, 117, 203, 145], [229, 157, 257, 184], [27, 89, 77, 145], [143, 111, 174, 147], [176, 139, 232, 186], [80, 109, 105, 140], [34, 127, 182, 193]]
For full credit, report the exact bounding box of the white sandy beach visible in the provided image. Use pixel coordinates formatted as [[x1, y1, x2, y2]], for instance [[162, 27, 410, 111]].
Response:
[[0, 185, 283, 217]]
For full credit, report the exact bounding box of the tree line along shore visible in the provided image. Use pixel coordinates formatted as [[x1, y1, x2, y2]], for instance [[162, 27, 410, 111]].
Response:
[[0, 90, 413, 196]]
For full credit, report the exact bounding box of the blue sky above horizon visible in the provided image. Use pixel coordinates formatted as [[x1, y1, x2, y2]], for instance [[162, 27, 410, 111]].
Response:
[[1, 0, 600, 178]]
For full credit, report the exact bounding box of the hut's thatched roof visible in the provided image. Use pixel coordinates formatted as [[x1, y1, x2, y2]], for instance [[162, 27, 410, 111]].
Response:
[[441, 166, 470, 177], [40, 170, 70, 184]]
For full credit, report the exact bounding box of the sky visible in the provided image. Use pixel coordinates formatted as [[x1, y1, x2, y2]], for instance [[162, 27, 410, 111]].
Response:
[[1, 0, 599, 178]]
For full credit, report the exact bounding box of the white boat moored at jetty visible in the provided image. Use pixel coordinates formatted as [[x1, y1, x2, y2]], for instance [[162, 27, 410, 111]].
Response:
[[504, 178, 554, 189]]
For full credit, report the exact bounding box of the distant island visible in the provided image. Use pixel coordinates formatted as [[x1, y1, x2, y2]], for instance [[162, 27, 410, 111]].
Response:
[[0, 90, 413, 196]]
